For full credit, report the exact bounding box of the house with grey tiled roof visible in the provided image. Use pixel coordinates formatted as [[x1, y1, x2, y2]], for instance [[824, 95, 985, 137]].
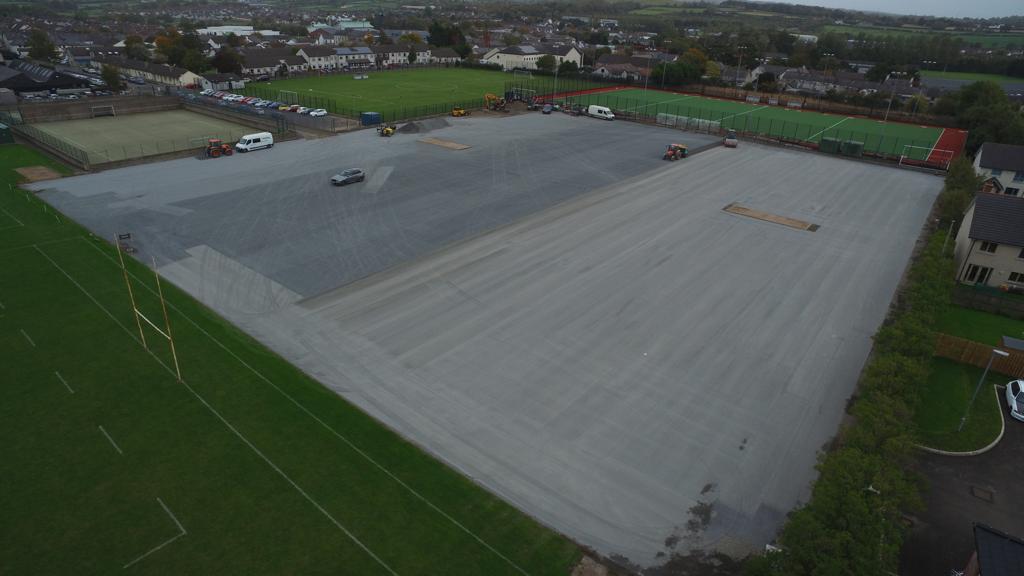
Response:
[[974, 142, 1024, 196], [954, 187, 1024, 288]]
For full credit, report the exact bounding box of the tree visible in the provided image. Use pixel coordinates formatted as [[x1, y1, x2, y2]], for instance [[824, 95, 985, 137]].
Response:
[[903, 93, 929, 115], [398, 32, 423, 45], [101, 64, 124, 91], [180, 49, 209, 73], [210, 46, 243, 74], [124, 35, 148, 61], [536, 54, 556, 73], [704, 60, 721, 80], [225, 32, 242, 48], [937, 157, 981, 224], [408, 48, 417, 64], [28, 29, 58, 62], [557, 60, 578, 76], [502, 33, 522, 46]]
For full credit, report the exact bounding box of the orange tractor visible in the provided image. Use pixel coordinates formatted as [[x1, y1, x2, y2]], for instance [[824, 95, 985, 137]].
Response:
[[206, 138, 234, 158], [663, 143, 688, 161]]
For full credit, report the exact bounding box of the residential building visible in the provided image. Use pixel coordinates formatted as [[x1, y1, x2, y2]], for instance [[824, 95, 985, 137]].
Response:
[[91, 56, 202, 86], [429, 47, 462, 64], [371, 44, 431, 67], [381, 29, 431, 44], [334, 46, 373, 69], [480, 44, 583, 71], [297, 46, 338, 70], [954, 191, 1024, 288], [974, 142, 1024, 197], [199, 72, 244, 91], [197, 25, 279, 37], [0, 60, 89, 93], [240, 48, 309, 76], [963, 524, 1024, 576]]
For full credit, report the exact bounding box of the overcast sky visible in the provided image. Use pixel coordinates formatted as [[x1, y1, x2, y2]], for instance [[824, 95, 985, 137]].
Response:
[[763, 0, 1021, 19]]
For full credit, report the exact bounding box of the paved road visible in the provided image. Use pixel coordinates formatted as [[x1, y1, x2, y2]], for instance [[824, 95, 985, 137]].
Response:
[[900, 393, 1024, 575], [33, 116, 942, 567]]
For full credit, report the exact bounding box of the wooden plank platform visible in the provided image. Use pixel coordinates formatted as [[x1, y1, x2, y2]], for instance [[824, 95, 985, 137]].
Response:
[[723, 202, 819, 231], [419, 137, 470, 151]]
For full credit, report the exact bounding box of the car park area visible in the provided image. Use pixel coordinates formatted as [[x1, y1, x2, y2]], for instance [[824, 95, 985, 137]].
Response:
[[31, 113, 942, 567]]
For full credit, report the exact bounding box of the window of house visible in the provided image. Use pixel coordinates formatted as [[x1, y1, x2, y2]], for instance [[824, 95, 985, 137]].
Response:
[[1008, 188, 1021, 196], [1011, 272, 1024, 284], [965, 264, 994, 284], [991, 168, 1003, 176], [1015, 172, 1024, 183], [980, 241, 999, 253]]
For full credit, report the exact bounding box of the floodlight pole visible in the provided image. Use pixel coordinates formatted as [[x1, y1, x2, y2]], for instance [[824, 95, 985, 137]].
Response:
[[152, 257, 182, 383], [958, 349, 1009, 432], [116, 234, 147, 348]]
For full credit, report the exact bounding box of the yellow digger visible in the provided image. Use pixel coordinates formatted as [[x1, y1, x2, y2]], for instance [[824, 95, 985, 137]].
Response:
[[484, 93, 507, 112], [377, 124, 396, 137], [451, 106, 469, 117]]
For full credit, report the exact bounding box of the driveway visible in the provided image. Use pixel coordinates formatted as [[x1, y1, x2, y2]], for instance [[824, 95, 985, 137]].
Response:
[[900, 392, 1024, 575]]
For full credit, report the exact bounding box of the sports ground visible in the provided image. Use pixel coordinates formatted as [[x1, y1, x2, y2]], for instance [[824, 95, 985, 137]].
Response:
[[30, 113, 944, 566], [33, 110, 253, 165], [1, 144, 579, 574], [553, 87, 966, 163], [243, 68, 517, 120]]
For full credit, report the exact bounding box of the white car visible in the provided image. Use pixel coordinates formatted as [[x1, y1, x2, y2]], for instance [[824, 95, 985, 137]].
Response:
[[200, 89, 214, 96], [297, 106, 311, 115], [309, 109, 328, 117], [1006, 380, 1024, 422]]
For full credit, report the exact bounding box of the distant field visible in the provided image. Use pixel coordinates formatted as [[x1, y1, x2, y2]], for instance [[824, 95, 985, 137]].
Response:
[[820, 24, 1024, 49], [920, 70, 1024, 83], [0, 143, 580, 574], [629, 6, 705, 15], [243, 68, 511, 121]]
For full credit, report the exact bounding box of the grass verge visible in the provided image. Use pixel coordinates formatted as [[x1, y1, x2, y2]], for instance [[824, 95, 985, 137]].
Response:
[[936, 304, 1024, 346], [914, 357, 1004, 452], [0, 143, 579, 575]]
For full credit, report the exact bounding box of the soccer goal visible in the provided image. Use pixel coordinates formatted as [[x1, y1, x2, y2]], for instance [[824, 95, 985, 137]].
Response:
[[91, 105, 116, 118], [513, 69, 533, 79], [277, 90, 299, 104], [899, 145, 954, 171]]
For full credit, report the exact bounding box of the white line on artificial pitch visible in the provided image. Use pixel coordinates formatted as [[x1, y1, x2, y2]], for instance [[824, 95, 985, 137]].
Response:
[[36, 245, 400, 576], [624, 94, 696, 113], [122, 498, 187, 569], [98, 425, 123, 455], [19, 328, 35, 347], [719, 105, 770, 123], [81, 236, 530, 576], [55, 371, 74, 394], [926, 128, 946, 159], [0, 299, 5, 310], [1, 206, 25, 227], [808, 117, 852, 141]]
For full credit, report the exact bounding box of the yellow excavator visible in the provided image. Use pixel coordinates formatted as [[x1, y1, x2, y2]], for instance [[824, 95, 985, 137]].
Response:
[[484, 93, 507, 112], [377, 124, 396, 137], [451, 106, 469, 117]]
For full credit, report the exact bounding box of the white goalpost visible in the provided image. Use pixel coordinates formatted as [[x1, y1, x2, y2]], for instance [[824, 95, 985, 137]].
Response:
[[899, 145, 954, 171], [116, 234, 182, 382], [277, 90, 299, 104], [91, 105, 116, 118], [513, 69, 532, 79]]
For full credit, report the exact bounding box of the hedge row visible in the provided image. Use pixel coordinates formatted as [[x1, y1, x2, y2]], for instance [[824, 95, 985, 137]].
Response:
[[748, 200, 956, 574]]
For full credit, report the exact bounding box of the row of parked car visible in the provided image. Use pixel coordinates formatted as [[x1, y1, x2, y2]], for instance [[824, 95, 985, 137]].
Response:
[[199, 89, 328, 117]]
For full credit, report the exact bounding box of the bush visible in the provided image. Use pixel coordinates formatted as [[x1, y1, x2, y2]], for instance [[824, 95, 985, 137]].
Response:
[[748, 226, 955, 575]]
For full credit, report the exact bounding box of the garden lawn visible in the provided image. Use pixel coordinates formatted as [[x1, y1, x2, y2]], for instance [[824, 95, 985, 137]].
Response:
[[936, 305, 1024, 346], [915, 357, 1004, 452], [0, 143, 579, 575]]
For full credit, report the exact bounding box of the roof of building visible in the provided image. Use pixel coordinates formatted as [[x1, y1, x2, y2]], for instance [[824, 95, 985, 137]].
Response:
[[0, 65, 21, 83], [335, 46, 372, 55], [975, 524, 1024, 576], [978, 143, 1024, 172], [93, 56, 191, 79], [430, 47, 461, 59], [371, 44, 428, 54], [299, 45, 335, 57], [201, 72, 241, 82], [970, 192, 1024, 246]]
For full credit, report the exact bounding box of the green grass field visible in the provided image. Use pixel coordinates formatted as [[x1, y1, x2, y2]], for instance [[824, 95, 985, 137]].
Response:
[[915, 357, 1004, 452], [243, 68, 512, 121], [937, 305, 1024, 346], [0, 144, 579, 574], [819, 24, 1024, 49], [556, 88, 949, 160], [920, 70, 1024, 84]]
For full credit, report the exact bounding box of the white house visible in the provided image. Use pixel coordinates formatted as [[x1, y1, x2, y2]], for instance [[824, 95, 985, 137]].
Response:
[[429, 47, 462, 64], [371, 44, 431, 67], [480, 44, 582, 71], [240, 49, 309, 77], [297, 46, 338, 70], [954, 192, 1024, 289], [334, 46, 374, 69], [92, 56, 202, 87], [975, 142, 1024, 197]]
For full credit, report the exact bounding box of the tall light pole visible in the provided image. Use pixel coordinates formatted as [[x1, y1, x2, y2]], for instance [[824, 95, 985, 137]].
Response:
[[958, 348, 1009, 432], [882, 71, 906, 123], [735, 45, 746, 87]]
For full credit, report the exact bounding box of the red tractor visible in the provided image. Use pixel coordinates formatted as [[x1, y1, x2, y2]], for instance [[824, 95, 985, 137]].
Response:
[[663, 143, 688, 161], [206, 138, 234, 158]]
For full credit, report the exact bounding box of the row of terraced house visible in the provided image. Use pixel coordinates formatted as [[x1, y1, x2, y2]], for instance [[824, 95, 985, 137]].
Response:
[[238, 45, 463, 77]]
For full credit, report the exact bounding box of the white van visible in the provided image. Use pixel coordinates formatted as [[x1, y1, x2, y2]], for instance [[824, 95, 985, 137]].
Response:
[[587, 105, 615, 121], [235, 132, 274, 152]]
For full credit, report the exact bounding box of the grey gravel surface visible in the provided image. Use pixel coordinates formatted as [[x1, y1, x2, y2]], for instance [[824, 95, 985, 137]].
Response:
[[33, 115, 942, 567]]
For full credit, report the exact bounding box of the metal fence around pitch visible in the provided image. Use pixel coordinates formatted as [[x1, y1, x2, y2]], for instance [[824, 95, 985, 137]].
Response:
[[549, 91, 944, 166], [7, 121, 92, 168], [84, 128, 252, 165]]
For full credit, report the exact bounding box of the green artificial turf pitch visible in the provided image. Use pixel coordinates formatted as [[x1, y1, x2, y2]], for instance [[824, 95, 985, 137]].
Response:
[[0, 144, 579, 574], [556, 88, 946, 160]]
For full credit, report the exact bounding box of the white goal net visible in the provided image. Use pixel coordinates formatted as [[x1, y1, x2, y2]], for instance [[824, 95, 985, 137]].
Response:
[[91, 105, 116, 118], [899, 145, 954, 171]]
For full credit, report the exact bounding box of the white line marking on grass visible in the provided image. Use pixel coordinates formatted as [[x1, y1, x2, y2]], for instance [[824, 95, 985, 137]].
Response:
[[19, 328, 35, 347], [36, 244, 399, 576], [927, 128, 947, 159], [80, 236, 534, 576], [98, 425, 123, 455], [807, 117, 852, 141], [55, 371, 74, 394], [719, 105, 770, 123], [1, 206, 24, 227], [0, 299, 5, 310], [624, 94, 696, 113], [123, 498, 186, 569]]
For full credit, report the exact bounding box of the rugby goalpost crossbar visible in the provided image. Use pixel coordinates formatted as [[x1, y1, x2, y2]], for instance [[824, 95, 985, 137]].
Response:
[[278, 90, 299, 104], [899, 145, 954, 171], [116, 235, 182, 382]]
